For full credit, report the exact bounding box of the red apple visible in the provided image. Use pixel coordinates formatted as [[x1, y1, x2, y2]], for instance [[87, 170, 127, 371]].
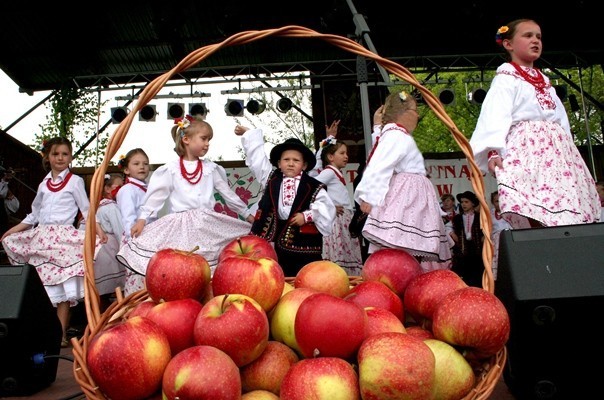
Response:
[[162, 345, 241, 400], [294, 260, 350, 298], [280, 357, 360, 400], [212, 255, 285, 312], [432, 287, 510, 360], [295, 292, 367, 360], [344, 280, 404, 321], [405, 325, 434, 340], [145, 298, 203, 355], [86, 316, 172, 400], [127, 299, 156, 319], [362, 248, 422, 297], [194, 294, 269, 367], [269, 287, 318, 354], [404, 269, 468, 328], [357, 332, 436, 400], [364, 306, 406, 338], [424, 339, 476, 400], [145, 247, 211, 302], [240, 340, 299, 395], [218, 234, 278, 263], [242, 390, 280, 400]]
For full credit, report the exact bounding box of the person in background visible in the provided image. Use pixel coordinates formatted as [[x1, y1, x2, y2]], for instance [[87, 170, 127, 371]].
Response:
[[470, 18, 599, 227], [450, 191, 484, 287], [94, 173, 126, 310], [117, 115, 254, 294], [115, 148, 151, 294], [489, 190, 512, 280], [309, 120, 363, 275], [354, 91, 451, 265], [235, 124, 336, 277], [0, 168, 19, 237], [1, 137, 104, 347], [440, 193, 457, 239]]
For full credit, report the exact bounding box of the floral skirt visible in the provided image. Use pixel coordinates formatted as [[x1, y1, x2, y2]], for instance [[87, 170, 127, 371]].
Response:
[[117, 209, 251, 295], [2, 224, 102, 306], [362, 173, 452, 262], [497, 120, 600, 226], [322, 208, 363, 276], [94, 233, 126, 296]]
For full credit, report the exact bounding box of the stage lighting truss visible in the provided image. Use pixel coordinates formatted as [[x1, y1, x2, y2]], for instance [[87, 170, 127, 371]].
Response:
[[246, 99, 266, 115], [467, 88, 487, 105], [438, 88, 456, 106], [139, 105, 157, 121], [276, 97, 293, 113], [167, 103, 185, 119], [110, 107, 129, 124], [224, 99, 244, 117], [189, 103, 208, 117]]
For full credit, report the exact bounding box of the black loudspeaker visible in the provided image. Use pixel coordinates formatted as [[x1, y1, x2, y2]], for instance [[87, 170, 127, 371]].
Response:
[[495, 224, 604, 399], [0, 264, 62, 396]]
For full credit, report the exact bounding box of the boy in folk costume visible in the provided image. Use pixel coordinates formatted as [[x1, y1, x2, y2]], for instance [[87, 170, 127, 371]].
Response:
[[235, 125, 336, 277]]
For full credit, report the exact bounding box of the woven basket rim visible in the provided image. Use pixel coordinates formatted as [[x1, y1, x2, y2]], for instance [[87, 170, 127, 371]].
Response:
[[74, 25, 502, 400]]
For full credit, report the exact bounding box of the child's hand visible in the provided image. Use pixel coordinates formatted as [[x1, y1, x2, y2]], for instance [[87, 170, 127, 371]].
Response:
[[373, 105, 384, 126], [246, 215, 255, 224], [288, 213, 305, 226], [130, 219, 146, 238], [325, 120, 340, 137], [360, 201, 372, 214], [335, 205, 344, 216], [96, 223, 108, 244], [234, 125, 249, 136]]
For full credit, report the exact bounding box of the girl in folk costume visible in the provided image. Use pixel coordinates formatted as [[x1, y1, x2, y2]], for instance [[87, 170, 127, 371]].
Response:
[[451, 191, 484, 288], [489, 190, 512, 281], [354, 91, 451, 264], [117, 115, 254, 294], [1, 137, 104, 347], [94, 173, 126, 309], [235, 124, 336, 277], [115, 148, 151, 294], [470, 19, 599, 227], [309, 120, 363, 275]]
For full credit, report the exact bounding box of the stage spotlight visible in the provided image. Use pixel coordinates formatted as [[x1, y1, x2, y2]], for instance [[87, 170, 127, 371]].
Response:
[[438, 88, 456, 106], [189, 103, 208, 117], [468, 88, 487, 105], [110, 107, 129, 124], [167, 103, 185, 119], [224, 99, 244, 116], [246, 99, 266, 115], [554, 85, 568, 102], [139, 105, 157, 121], [276, 97, 293, 113]]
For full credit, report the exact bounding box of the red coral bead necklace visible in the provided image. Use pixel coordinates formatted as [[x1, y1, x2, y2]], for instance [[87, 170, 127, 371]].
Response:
[[46, 171, 73, 192], [180, 157, 203, 184]]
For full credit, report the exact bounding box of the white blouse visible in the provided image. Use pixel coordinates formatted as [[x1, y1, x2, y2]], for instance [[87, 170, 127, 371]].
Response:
[[240, 128, 335, 236], [354, 123, 426, 208], [22, 169, 90, 226], [137, 158, 251, 221], [470, 62, 571, 173], [116, 177, 148, 239], [97, 198, 124, 237]]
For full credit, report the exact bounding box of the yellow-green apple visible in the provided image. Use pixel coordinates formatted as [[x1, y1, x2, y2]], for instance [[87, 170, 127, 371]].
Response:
[[344, 280, 404, 321], [127, 299, 156, 319], [193, 294, 269, 367], [357, 332, 436, 400], [212, 255, 285, 312], [240, 340, 299, 395], [361, 248, 422, 297], [162, 345, 241, 400], [424, 339, 476, 400], [218, 234, 278, 263], [294, 260, 350, 298], [404, 269, 468, 328], [364, 306, 406, 338], [86, 316, 171, 400], [295, 292, 367, 360], [405, 325, 434, 340], [145, 298, 203, 355], [280, 357, 360, 400], [432, 287, 510, 360], [242, 390, 280, 400], [145, 247, 211, 302], [269, 287, 317, 354], [282, 281, 295, 295]]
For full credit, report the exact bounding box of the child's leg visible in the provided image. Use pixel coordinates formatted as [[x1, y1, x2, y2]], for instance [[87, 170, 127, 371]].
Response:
[[56, 301, 70, 345]]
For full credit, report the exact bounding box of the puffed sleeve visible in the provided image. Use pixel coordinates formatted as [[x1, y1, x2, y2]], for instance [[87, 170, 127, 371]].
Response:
[[21, 182, 45, 226], [240, 128, 273, 187], [310, 188, 336, 236], [137, 165, 173, 221]]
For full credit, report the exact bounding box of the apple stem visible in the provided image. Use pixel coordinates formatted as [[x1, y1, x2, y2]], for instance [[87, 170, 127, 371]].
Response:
[[221, 294, 229, 311], [237, 238, 243, 253], [187, 246, 200, 255]]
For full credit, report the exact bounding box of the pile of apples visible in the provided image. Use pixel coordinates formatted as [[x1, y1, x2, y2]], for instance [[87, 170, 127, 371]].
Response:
[[85, 236, 510, 400]]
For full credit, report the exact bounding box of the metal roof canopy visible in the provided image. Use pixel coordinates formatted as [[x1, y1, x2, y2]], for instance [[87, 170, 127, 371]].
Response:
[[0, 1, 601, 94]]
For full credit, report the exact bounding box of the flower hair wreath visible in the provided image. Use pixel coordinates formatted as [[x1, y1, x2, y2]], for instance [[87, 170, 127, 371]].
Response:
[[398, 91, 409, 101], [495, 25, 509, 45], [117, 154, 126, 169], [174, 115, 195, 137], [320, 136, 337, 148]]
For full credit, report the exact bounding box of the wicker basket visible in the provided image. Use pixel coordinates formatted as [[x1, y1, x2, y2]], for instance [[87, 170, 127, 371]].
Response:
[[73, 25, 504, 400]]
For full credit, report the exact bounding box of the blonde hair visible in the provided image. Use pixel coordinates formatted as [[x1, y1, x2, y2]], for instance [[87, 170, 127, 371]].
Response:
[[380, 91, 416, 127], [171, 115, 213, 157]]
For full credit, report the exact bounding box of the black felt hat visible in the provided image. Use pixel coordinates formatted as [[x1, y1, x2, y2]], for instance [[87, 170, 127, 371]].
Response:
[[456, 191, 479, 207], [269, 138, 316, 172]]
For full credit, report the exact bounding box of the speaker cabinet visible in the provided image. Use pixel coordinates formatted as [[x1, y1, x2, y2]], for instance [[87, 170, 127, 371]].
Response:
[[0, 264, 62, 396], [495, 224, 604, 399]]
